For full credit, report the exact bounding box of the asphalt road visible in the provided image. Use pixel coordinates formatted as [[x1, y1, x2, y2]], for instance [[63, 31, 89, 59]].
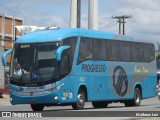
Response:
[[0, 96, 160, 120]]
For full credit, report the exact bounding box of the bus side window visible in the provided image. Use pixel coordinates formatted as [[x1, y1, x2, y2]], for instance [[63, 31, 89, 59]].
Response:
[[120, 41, 131, 61], [132, 43, 144, 62], [60, 53, 70, 78], [78, 38, 92, 63], [107, 41, 120, 61], [144, 44, 155, 62], [63, 37, 77, 67], [92, 39, 107, 60]]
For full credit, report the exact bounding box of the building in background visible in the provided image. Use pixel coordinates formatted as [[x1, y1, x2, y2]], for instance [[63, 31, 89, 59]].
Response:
[[0, 13, 23, 66], [0, 14, 23, 95]]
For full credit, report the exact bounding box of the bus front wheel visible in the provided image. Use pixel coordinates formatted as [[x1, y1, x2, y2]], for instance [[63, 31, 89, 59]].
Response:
[[31, 104, 44, 111], [124, 88, 141, 107], [72, 89, 86, 110]]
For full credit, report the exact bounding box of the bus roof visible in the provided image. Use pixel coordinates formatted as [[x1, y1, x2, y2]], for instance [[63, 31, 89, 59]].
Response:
[[16, 28, 150, 43], [16, 28, 115, 43]]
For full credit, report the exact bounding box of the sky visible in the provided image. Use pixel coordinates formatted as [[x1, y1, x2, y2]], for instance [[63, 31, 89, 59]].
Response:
[[0, 0, 159, 48]]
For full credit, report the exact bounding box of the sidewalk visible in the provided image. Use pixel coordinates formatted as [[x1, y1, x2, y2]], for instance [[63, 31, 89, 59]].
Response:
[[1, 94, 10, 99], [0, 94, 10, 106]]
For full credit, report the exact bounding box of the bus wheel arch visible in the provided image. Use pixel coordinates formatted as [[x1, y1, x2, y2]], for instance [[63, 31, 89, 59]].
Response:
[[124, 84, 142, 107], [135, 84, 142, 99], [72, 85, 88, 110], [79, 85, 88, 101]]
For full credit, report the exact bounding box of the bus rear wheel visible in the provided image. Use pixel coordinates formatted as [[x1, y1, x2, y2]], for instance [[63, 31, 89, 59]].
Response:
[[31, 104, 44, 111], [92, 101, 108, 108], [124, 88, 141, 107], [72, 89, 86, 110]]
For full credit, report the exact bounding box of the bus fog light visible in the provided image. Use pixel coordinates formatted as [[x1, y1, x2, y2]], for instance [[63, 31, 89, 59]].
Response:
[[54, 96, 58, 100], [10, 97, 12, 101]]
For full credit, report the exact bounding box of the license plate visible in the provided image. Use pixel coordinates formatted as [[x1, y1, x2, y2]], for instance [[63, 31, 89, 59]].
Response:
[[27, 98, 36, 102]]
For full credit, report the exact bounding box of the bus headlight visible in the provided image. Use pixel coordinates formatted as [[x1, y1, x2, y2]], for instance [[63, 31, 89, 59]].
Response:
[[54, 96, 58, 100], [47, 83, 64, 92]]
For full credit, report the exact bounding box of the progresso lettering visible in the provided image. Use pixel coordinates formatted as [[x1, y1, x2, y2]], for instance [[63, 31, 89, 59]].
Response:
[[82, 64, 106, 72]]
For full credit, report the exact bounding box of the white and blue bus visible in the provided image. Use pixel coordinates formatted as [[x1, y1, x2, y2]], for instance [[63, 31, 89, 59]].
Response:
[[2, 28, 157, 111]]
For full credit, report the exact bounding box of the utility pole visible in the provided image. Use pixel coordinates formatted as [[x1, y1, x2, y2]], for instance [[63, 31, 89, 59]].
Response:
[[88, 0, 98, 30], [112, 15, 131, 35], [70, 0, 98, 29], [70, 0, 81, 28], [77, 0, 81, 28], [70, 0, 77, 28], [117, 17, 122, 34]]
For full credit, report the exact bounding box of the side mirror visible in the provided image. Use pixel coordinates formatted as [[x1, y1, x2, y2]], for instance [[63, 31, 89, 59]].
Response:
[[2, 49, 12, 66], [56, 46, 70, 61]]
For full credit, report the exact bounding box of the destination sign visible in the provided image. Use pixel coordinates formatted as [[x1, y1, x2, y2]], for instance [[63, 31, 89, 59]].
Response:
[[20, 45, 30, 48]]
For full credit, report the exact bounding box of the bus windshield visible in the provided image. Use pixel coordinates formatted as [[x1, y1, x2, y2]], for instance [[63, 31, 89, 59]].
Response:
[[10, 42, 61, 86]]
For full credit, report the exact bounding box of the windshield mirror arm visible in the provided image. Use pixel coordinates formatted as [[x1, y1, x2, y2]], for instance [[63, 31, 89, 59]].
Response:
[[2, 49, 12, 66], [56, 46, 70, 61]]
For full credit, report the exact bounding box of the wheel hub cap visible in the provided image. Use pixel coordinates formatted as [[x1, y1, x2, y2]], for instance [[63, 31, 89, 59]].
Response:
[[78, 94, 84, 104]]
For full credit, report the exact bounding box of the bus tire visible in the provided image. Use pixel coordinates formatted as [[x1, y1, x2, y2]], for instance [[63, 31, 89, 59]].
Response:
[[31, 104, 44, 111], [72, 89, 85, 110], [92, 101, 108, 108], [124, 88, 141, 107]]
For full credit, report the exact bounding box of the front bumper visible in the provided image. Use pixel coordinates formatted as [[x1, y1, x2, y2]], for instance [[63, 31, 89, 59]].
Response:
[[10, 91, 61, 105]]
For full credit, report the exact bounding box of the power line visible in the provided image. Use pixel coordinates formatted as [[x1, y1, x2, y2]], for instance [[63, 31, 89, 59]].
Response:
[[115, 8, 148, 40], [112, 15, 132, 35], [0, 3, 50, 26]]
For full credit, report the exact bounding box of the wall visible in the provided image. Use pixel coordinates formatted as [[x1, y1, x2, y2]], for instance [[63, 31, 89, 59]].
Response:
[[0, 14, 23, 64]]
